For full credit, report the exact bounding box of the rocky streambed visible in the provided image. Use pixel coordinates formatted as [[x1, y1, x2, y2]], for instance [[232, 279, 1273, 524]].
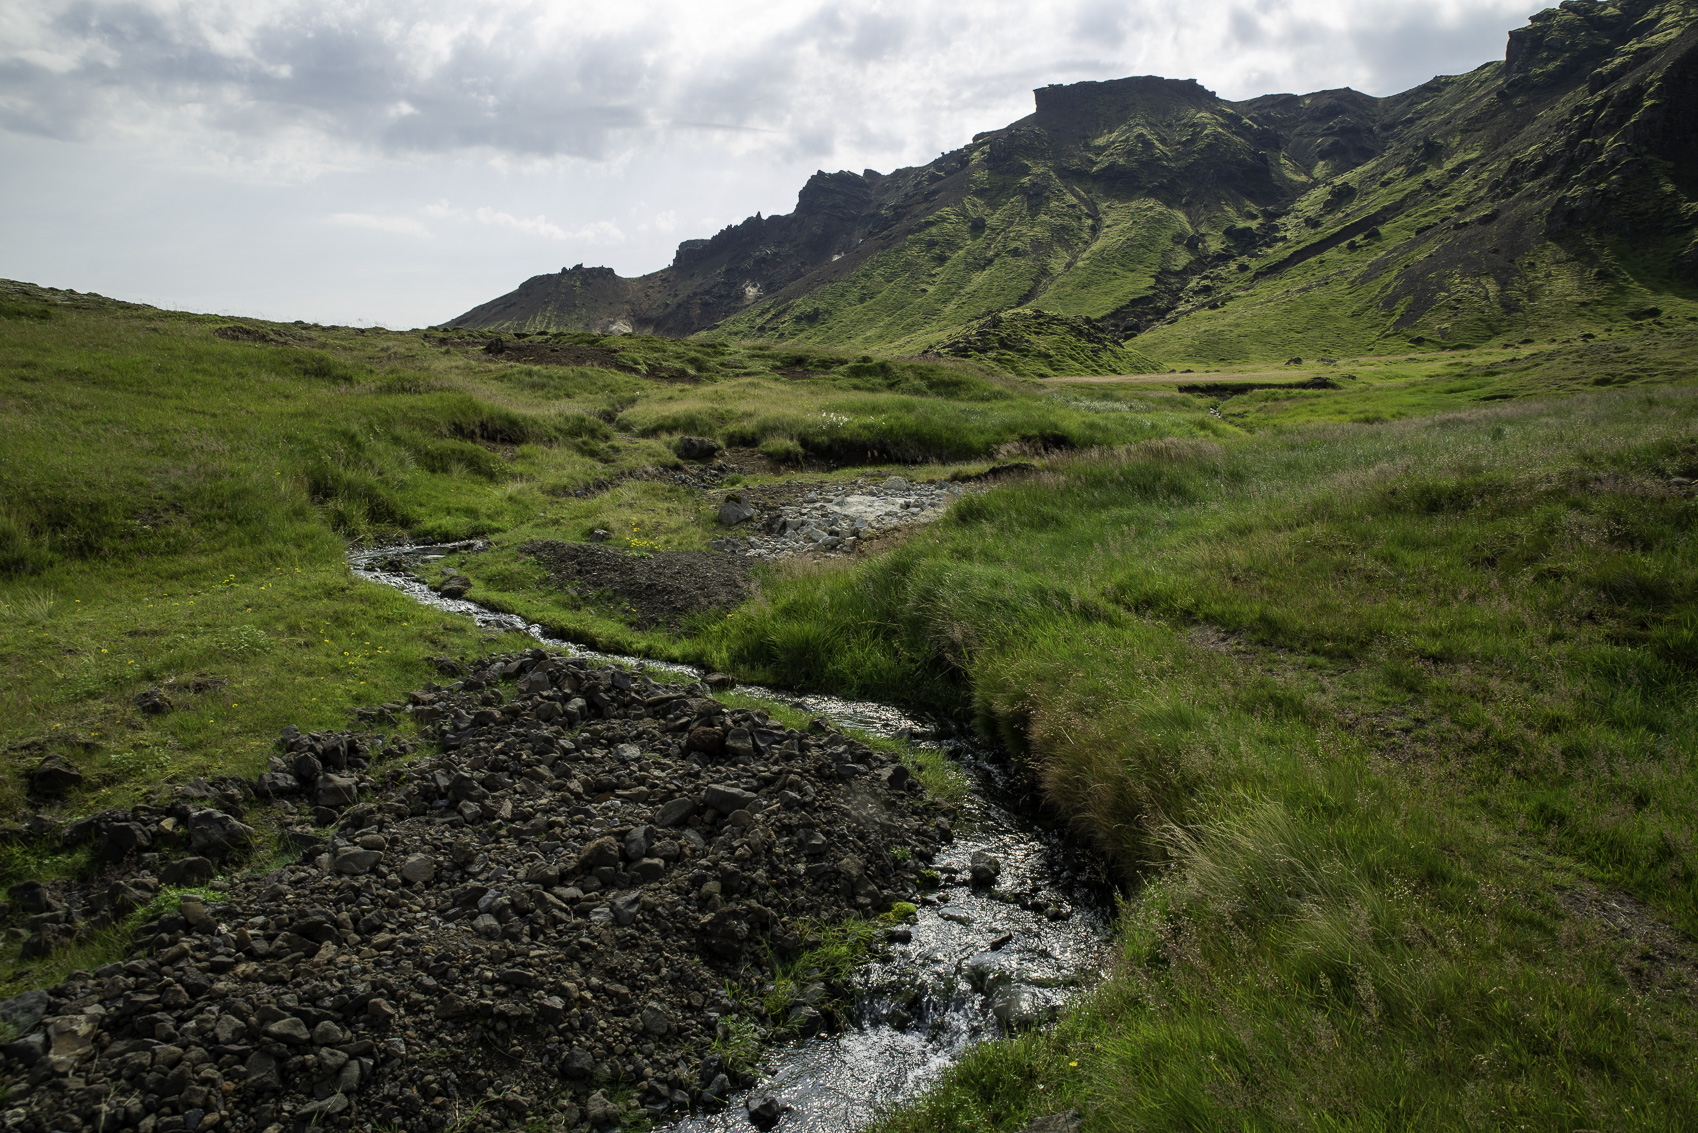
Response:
[[350, 546, 1112, 1131], [0, 545, 1108, 1133], [711, 477, 970, 559]]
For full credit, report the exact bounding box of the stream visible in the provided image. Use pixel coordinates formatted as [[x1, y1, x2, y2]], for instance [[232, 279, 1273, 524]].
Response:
[[348, 543, 1113, 1131]]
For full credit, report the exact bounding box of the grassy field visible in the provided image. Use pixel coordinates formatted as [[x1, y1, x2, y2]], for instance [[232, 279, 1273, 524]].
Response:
[[694, 385, 1698, 1129], [5, 278, 1698, 1128]]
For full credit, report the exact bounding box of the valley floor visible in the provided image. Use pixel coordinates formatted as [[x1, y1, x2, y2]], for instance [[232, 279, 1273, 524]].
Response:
[[3, 281, 1697, 1130]]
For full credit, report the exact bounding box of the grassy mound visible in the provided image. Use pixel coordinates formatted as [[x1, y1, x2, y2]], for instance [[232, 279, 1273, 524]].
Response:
[[925, 308, 1161, 377]]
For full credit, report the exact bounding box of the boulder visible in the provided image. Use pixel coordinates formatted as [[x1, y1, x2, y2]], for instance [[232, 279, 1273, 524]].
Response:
[[133, 687, 173, 715], [261, 1017, 306, 1045], [639, 1003, 671, 1035], [654, 798, 697, 827], [718, 497, 756, 527], [561, 1047, 596, 1079], [187, 809, 256, 859], [685, 726, 725, 755], [578, 836, 621, 871], [45, 1014, 99, 1072], [674, 435, 723, 461], [334, 848, 383, 875], [437, 993, 476, 1019], [28, 754, 83, 797], [704, 783, 756, 813], [98, 821, 152, 862], [969, 850, 1002, 886], [3, 1032, 47, 1066], [254, 771, 300, 797], [749, 1095, 786, 1131], [0, 989, 51, 1035], [962, 950, 1017, 994], [316, 774, 360, 808], [586, 1089, 622, 1126], [610, 892, 643, 926], [160, 855, 217, 887], [991, 984, 1049, 1029]]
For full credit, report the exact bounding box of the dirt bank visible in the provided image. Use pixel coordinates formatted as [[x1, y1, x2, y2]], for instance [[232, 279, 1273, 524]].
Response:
[[523, 542, 753, 629]]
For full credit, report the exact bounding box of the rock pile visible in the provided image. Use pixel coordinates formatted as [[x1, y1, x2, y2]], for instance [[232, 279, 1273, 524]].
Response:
[[1, 654, 954, 1133], [710, 477, 967, 557]]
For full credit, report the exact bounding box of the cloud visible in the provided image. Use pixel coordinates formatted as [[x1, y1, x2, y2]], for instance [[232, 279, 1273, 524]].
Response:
[[0, 0, 1533, 179], [472, 207, 568, 240], [1072, 2, 1131, 50], [415, 200, 625, 243], [328, 211, 430, 237], [472, 207, 624, 244]]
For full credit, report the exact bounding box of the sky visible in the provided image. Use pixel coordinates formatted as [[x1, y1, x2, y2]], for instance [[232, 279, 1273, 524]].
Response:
[[0, 0, 1539, 328]]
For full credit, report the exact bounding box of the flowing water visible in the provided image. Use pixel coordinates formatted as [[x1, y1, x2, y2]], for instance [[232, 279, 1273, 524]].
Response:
[[349, 543, 1113, 1131]]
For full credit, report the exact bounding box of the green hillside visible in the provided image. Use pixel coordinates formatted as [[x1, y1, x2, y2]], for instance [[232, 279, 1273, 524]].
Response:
[[452, 1, 1698, 377]]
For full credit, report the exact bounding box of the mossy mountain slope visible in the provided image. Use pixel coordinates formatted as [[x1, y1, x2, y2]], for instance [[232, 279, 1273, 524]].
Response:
[[452, 0, 1698, 368]]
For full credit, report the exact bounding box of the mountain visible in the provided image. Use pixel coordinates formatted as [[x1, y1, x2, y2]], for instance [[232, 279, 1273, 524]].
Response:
[[449, 0, 1698, 367]]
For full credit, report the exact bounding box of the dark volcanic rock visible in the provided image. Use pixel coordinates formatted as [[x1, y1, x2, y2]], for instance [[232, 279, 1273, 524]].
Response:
[[159, 855, 217, 886], [133, 686, 173, 715], [27, 754, 83, 797], [0, 653, 947, 1132], [675, 435, 724, 461], [186, 808, 255, 858]]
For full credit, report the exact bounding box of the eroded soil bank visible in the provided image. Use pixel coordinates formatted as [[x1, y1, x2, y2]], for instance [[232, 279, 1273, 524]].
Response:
[[524, 542, 755, 630]]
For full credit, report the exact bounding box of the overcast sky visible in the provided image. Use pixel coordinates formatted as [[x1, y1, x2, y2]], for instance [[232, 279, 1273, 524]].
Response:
[[0, 0, 1537, 328]]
